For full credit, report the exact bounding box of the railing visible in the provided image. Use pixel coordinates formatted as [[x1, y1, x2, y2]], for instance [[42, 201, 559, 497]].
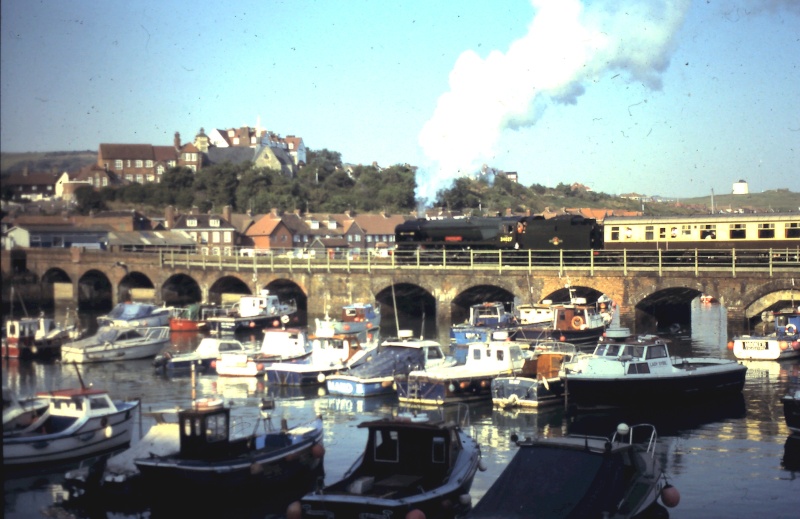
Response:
[[157, 247, 800, 277]]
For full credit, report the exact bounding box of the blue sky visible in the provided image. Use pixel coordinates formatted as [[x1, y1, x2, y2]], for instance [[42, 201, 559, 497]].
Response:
[[1, 0, 798, 200]]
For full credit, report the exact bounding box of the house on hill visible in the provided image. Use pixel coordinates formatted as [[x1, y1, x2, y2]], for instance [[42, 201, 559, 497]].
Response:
[[2, 170, 60, 201]]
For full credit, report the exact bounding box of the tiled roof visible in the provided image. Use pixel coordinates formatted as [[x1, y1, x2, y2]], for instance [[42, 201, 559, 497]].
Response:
[[98, 144, 154, 160]]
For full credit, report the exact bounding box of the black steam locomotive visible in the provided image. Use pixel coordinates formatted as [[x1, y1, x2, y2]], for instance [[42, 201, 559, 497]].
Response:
[[394, 214, 603, 253]]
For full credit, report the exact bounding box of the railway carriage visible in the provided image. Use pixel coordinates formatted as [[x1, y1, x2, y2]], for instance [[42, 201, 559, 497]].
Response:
[[602, 213, 800, 251]]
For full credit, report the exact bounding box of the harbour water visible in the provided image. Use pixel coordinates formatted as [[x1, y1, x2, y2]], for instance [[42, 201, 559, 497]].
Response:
[[3, 300, 799, 518]]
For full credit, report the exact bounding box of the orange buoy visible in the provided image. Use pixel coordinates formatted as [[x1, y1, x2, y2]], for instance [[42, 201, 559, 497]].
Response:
[[286, 501, 302, 519], [273, 320, 279, 327], [727, 341, 734, 350], [257, 363, 264, 371], [405, 510, 426, 519], [661, 484, 681, 508]]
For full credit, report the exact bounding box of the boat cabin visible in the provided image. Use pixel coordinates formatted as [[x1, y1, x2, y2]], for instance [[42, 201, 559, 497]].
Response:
[[341, 303, 379, 325], [467, 302, 514, 327], [552, 304, 605, 332], [350, 417, 459, 495], [307, 328, 365, 365], [177, 401, 232, 459], [460, 337, 526, 372], [235, 290, 286, 319], [259, 327, 311, 359], [775, 307, 800, 337]]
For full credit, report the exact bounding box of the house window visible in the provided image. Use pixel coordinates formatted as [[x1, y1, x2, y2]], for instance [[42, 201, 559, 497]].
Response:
[[102, 177, 108, 186], [294, 235, 301, 243], [88, 177, 94, 186], [327, 221, 337, 230], [212, 231, 220, 243], [146, 160, 153, 167], [168, 160, 176, 167], [233, 137, 240, 145], [758, 223, 775, 239], [187, 219, 197, 227], [288, 142, 294, 150], [136, 174, 143, 184], [210, 219, 220, 227], [115, 160, 123, 169], [127, 160, 131, 167], [147, 174, 155, 182], [157, 165, 165, 175], [354, 235, 362, 242], [135, 160, 143, 168], [223, 231, 231, 242], [125, 174, 133, 182], [201, 231, 209, 243], [250, 136, 256, 144]]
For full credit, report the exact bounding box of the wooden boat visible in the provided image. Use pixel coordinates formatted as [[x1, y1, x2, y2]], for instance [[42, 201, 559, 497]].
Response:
[[205, 290, 299, 335], [513, 300, 555, 326], [730, 306, 800, 360], [450, 301, 516, 350], [326, 331, 454, 398], [287, 411, 484, 519], [133, 398, 325, 497], [61, 326, 171, 363], [96, 301, 171, 328], [264, 328, 371, 386], [3, 378, 140, 467], [214, 328, 311, 378], [396, 332, 527, 406], [3, 387, 50, 434], [561, 337, 747, 408], [315, 302, 381, 335], [492, 341, 578, 409], [153, 337, 253, 375], [469, 423, 679, 518]]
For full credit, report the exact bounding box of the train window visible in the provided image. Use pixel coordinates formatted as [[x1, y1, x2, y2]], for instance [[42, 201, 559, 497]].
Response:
[[659, 228, 667, 239], [729, 223, 746, 240], [670, 227, 678, 238], [681, 225, 692, 236], [787, 223, 800, 239], [645, 226, 654, 240], [624, 227, 633, 239], [758, 223, 775, 239], [610, 226, 620, 241], [700, 225, 717, 240]]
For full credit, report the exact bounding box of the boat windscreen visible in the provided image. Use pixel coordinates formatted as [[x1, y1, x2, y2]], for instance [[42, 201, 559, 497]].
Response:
[[469, 444, 630, 518]]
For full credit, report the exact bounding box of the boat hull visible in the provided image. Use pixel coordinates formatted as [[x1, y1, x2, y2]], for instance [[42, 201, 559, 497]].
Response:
[[491, 375, 566, 408], [732, 336, 800, 360], [564, 363, 747, 407], [396, 371, 510, 406], [326, 376, 395, 397], [784, 393, 800, 433], [62, 336, 170, 363], [133, 419, 323, 495], [264, 366, 334, 386], [3, 401, 139, 467]]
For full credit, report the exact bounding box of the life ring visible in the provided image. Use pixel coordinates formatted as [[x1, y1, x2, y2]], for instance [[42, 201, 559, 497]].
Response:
[[786, 324, 797, 335], [571, 316, 584, 330]]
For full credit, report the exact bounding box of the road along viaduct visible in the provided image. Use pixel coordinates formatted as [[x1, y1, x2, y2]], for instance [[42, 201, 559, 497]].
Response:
[[3, 248, 799, 337]]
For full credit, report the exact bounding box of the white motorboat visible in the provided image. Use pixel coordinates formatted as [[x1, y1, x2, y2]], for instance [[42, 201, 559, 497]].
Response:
[[61, 326, 171, 363]]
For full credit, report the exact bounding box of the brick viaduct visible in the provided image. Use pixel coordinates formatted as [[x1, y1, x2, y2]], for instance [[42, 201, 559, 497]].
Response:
[[3, 249, 799, 337]]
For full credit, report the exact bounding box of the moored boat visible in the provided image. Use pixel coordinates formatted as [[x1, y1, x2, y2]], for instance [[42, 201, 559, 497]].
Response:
[[287, 410, 484, 519], [450, 301, 516, 350], [469, 423, 679, 518], [315, 302, 381, 335], [153, 336, 253, 375], [133, 397, 325, 498], [168, 303, 227, 332], [561, 337, 747, 408], [396, 332, 527, 406], [730, 306, 800, 360], [214, 327, 312, 378], [326, 331, 454, 398], [61, 326, 171, 363], [205, 290, 299, 335], [264, 328, 371, 386], [3, 381, 140, 467], [3, 313, 82, 360], [492, 341, 577, 409]]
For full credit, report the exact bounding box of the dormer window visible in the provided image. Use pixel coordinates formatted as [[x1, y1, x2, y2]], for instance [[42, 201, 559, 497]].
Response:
[[309, 221, 320, 230], [327, 221, 337, 230], [187, 218, 197, 227], [210, 219, 220, 227], [228, 130, 234, 137], [233, 138, 239, 145], [250, 136, 256, 144]]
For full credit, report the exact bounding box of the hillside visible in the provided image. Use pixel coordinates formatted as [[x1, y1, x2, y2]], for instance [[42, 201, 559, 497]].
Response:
[[0, 151, 96, 174], [678, 190, 800, 213]]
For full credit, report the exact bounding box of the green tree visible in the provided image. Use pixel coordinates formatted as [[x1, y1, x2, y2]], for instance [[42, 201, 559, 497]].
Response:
[[73, 185, 108, 215]]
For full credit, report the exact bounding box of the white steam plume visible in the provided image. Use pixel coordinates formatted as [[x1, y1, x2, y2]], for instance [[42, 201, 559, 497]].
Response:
[[416, 0, 691, 203]]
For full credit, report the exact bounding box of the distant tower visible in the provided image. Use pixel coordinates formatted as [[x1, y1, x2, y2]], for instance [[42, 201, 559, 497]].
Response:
[[732, 179, 749, 195]]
